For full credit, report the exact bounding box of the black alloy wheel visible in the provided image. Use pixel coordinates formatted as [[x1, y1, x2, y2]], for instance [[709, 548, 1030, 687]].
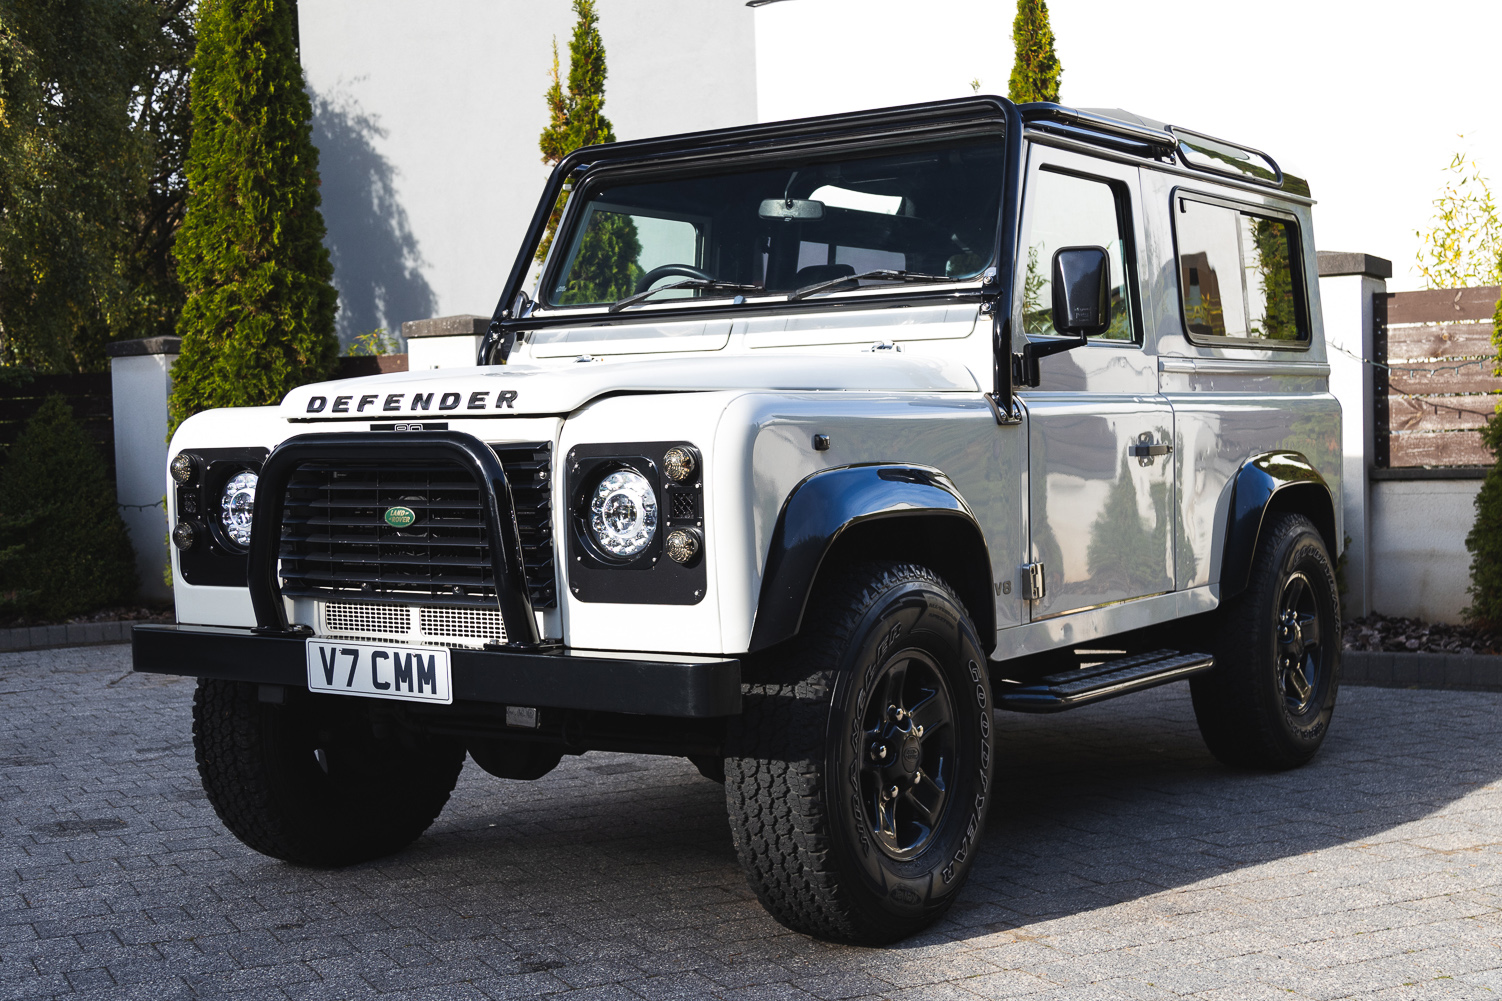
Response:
[[725, 562, 993, 945], [1276, 571, 1324, 716], [857, 650, 956, 861], [1190, 513, 1340, 770]]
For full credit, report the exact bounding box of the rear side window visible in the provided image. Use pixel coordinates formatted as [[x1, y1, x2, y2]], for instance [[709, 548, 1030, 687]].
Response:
[[1174, 197, 1306, 344]]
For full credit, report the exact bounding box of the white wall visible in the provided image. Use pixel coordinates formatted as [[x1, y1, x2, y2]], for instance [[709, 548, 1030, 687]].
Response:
[[297, 0, 757, 347], [1371, 478, 1482, 625]]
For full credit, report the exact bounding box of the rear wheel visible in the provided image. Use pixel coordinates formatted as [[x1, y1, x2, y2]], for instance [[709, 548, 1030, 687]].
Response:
[[725, 562, 993, 944], [193, 681, 465, 866], [1191, 513, 1340, 769]]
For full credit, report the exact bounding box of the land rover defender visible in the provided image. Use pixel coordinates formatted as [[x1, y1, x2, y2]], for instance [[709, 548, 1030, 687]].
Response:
[[138, 97, 1341, 944]]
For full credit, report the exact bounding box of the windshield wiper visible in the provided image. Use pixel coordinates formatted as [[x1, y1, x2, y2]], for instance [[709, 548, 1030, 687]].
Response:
[[787, 269, 955, 302], [607, 278, 763, 313]]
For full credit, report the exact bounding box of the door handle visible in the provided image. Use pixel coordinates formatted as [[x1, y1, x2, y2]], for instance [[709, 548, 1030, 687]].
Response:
[[1128, 443, 1172, 457]]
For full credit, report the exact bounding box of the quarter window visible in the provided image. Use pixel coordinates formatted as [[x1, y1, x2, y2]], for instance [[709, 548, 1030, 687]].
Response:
[[1174, 197, 1305, 343], [1021, 169, 1135, 342]]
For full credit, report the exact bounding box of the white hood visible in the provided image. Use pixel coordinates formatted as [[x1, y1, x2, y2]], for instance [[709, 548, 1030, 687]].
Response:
[[280, 354, 980, 420]]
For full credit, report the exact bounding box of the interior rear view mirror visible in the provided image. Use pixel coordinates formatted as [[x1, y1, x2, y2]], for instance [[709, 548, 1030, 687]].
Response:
[[1050, 246, 1111, 336], [759, 198, 825, 221]]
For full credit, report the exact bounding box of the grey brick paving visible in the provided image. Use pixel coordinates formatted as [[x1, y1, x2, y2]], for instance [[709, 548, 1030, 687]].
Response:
[[3, 647, 1501, 1000]]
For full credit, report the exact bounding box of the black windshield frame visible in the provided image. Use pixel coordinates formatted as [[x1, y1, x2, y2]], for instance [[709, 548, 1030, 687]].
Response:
[[540, 132, 1009, 309]]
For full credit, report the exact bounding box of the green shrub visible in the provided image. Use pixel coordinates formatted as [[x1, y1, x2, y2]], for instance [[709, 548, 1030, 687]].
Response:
[[1467, 294, 1502, 627], [0, 395, 136, 619], [167, 0, 338, 433]]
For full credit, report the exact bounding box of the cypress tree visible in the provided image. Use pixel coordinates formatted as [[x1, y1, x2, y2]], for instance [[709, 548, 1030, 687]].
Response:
[[535, 0, 621, 265], [1008, 0, 1062, 105], [167, 0, 337, 432]]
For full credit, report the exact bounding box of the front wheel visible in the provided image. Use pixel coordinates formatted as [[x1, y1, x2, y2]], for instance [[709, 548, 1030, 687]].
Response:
[[1191, 513, 1341, 769], [193, 681, 466, 866], [725, 563, 994, 944]]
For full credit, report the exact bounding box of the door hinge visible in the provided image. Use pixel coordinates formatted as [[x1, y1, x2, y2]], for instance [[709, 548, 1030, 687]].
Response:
[[1020, 562, 1046, 601]]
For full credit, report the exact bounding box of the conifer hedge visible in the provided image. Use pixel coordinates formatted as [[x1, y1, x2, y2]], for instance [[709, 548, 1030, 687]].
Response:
[[0, 395, 136, 618], [1465, 294, 1502, 628], [167, 0, 338, 433]]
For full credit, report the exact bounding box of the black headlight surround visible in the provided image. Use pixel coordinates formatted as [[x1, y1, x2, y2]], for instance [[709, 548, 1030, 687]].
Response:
[[565, 441, 705, 605], [174, 446, 268, 585]]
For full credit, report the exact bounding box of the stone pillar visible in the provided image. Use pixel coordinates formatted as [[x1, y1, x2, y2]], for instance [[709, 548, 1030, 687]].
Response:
[[402, 315, 489, 370], [108, 337, 179, 602], [1317, 251, 1391, 620]]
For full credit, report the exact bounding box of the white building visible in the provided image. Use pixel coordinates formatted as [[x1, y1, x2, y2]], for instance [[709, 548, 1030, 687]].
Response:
[[297, 0, 760, 345]]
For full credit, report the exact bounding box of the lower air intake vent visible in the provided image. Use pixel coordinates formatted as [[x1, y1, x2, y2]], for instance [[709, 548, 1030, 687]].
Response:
[[318, 601, 506, 649]]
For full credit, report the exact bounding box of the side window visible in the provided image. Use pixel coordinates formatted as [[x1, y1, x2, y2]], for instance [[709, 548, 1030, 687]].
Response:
[[1175, 197, 1305, 343], [1021, 169, 1135, 342]]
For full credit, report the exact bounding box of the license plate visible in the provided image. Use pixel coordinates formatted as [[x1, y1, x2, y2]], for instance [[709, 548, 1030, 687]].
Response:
[[306, 639, 453, 704]]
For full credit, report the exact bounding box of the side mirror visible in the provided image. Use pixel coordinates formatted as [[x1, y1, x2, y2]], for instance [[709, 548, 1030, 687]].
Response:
[[1014, 246, 1112, 388], [1050, 246, 1111, 336], [759, 198, 825, 221]]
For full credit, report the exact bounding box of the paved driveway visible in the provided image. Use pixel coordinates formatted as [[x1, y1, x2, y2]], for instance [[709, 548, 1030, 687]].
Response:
[[2, 645, 1500, 1000]]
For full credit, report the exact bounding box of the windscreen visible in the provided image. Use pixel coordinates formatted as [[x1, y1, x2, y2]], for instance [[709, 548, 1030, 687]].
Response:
[[545, 137, 1007, 308]]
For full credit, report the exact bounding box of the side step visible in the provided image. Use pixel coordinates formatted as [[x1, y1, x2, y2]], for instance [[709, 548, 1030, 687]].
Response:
[[995, 649, 1215, 713]]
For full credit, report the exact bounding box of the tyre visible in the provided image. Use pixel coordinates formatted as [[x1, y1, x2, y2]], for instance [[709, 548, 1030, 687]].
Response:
[[1191, 513, 1340, 769], [725, 562, 994, 944], [193, 680, 466, 866]]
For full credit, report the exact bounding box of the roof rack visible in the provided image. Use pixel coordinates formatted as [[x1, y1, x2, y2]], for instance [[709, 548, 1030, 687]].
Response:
[[1018, 103, 1176, 161], [1019, 103, 1291, 192]]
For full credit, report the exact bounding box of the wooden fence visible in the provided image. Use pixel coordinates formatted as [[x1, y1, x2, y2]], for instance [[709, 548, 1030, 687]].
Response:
[[0, 374, 115, 479], [1377, 285, 1501, 468]]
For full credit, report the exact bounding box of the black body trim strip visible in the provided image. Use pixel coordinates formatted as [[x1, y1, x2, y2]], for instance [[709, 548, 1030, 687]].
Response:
[[1219, 451, 1337, 601], [132, 624, 741, 718], [748, 464, 994, 653], [248, 431, 541, 646]]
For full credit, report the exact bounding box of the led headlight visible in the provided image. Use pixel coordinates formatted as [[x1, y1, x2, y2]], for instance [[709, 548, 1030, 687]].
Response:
[[588, 468, 658, 559], [219, 470, 258, 549]]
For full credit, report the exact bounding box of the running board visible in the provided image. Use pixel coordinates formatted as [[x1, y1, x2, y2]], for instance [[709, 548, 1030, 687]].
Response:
[[995, 649, 1215, 713]]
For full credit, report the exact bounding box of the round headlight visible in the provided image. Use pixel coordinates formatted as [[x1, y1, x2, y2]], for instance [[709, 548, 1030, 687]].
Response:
[[588, 468, 658, 559], [169, 453, 194, 485], [219, 471, 258, 549]]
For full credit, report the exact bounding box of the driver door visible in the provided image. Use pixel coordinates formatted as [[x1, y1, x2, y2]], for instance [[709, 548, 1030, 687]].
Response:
[[1015, 147, 1175, 621]]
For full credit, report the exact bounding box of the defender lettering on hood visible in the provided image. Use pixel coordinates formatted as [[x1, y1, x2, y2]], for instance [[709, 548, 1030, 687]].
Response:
[[304, 390, 519, 414]]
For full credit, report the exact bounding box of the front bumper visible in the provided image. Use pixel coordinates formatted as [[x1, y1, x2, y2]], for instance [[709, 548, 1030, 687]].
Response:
[[133, 624, 742, 718]]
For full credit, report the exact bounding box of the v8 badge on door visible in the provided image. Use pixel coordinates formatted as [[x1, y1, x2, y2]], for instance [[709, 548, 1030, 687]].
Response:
[[306, 639, 453, 704]]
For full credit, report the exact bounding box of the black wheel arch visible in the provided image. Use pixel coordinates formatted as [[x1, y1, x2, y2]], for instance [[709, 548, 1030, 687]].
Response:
[[1219, 451, 1338, 603], [747, 464, 995, 654]]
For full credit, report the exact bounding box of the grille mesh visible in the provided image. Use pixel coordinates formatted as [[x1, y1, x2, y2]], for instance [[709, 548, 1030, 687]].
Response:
[[419, 606, 504, 641], [324, 602, 409, 636], [318, 601, 507, 648]]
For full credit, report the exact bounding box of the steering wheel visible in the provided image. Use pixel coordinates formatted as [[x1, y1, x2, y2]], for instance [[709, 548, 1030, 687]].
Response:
[[635, 263, 713, 294]]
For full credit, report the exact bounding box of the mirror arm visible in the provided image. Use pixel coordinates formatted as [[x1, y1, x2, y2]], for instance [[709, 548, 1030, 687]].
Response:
[[1016, 332, 1088, 388]]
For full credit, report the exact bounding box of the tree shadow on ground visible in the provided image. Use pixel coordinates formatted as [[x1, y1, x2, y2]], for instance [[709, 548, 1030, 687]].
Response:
[[309, 86, 436, 349]]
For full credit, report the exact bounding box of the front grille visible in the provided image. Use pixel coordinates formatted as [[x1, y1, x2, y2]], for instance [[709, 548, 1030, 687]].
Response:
[[278, 443, 555, 610]]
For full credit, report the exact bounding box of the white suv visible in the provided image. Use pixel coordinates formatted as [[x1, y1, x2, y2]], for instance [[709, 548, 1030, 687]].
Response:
[[142, 97, 1341, 945]]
